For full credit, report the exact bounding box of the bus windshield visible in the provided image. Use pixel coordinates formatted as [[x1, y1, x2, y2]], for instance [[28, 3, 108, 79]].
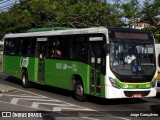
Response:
[[110, 40, 156, 79]]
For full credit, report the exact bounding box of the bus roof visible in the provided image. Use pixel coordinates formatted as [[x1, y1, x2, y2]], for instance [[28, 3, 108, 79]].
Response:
[[4, 27, 108, 38], [26, 27, 74, 32], [108, 27, 152, 34]]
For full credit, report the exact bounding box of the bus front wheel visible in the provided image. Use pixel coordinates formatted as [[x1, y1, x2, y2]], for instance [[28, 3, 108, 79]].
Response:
[[22, 71, 31, 88], [74, 80, 87, 102]]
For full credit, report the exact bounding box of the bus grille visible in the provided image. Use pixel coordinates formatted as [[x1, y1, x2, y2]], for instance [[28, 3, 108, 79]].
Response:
[[124, 91, 150, 97]]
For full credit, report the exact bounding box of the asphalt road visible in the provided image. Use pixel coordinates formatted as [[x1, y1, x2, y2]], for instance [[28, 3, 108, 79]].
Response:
[[0, 72, 160, 120]]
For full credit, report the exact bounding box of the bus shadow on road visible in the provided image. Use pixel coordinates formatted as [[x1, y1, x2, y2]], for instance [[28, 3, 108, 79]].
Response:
[[150, 105, 160, 115], [38, 111, 56, 120], [32, 83, 72, 97], [86, 95, 148, 105], [3, 75, 152, 105], [156, 93, 160, 98], [4, 75, 72, 97], [4, 76, 22, 86]]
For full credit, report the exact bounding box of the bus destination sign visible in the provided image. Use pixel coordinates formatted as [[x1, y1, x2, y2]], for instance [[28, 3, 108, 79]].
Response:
[[115, 32, 149, 40]]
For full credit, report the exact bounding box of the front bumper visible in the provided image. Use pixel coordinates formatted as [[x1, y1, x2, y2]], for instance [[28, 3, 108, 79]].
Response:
[[105, 85, 157, 99]]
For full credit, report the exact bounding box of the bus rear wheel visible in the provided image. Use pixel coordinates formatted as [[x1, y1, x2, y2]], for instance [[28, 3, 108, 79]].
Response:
[[22, 71, 31, 88], [74, 80, 87, 102]]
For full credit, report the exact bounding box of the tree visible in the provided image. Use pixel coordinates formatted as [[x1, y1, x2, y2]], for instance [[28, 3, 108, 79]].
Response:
[[54, 0, 122, 27], [141, 0, 160, 28], [141, 0, 160, 43], [121, 0, 142, 27], [0, 0, 123, 39]]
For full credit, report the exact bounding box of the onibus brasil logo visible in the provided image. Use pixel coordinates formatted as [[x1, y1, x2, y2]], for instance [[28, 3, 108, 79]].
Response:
[[20, 57, 29, 68]]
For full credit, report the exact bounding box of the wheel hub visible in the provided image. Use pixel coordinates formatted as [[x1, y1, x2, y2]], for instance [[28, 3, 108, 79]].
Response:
[[76, 85, 83, 96]]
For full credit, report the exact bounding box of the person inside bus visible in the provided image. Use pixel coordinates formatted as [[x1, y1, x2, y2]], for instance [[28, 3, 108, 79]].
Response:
[[50, 49, 55, 58], [125, 46, 137, 64], [56, 49, 62, 57]]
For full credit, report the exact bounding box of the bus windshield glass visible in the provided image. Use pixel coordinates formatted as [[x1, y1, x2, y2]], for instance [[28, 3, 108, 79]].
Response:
[[110, 40, 156, 77]]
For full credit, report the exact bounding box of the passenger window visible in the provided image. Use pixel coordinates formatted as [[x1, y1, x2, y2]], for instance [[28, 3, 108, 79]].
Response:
[[72, 36, 87, 61]]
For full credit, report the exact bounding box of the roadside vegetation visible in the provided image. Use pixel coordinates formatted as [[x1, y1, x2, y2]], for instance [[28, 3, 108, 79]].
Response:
[[0, 0, 159, 42]]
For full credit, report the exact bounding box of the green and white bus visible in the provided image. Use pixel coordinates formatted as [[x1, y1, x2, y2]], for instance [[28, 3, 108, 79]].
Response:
[[3, 27, 157, 101]]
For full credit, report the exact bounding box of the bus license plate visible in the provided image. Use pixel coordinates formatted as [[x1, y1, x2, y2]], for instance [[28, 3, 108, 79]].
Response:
[[132, 94, 142, 98]]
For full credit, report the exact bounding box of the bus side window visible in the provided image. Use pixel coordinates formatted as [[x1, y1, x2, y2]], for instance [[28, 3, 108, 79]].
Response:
[[31, 39, 36, 56], [19, 39, 31, 56], [55, 37, 71, 58], [5, 38, 19, 55], [51, 49, 55, 58], [72, 36, 87, 61], [47, 38, 56, 58], [4, 39, 10, 55], [55, 41, 62, 57]]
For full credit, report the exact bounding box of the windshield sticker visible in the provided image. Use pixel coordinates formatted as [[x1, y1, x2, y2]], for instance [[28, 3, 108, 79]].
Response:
[[132, 66, 138, 73], [113, 61, 118, 67], [20, 57, 29, 68]]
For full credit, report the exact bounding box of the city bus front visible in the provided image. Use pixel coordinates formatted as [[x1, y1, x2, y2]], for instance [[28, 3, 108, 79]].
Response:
[[106, 28, 157, 98]]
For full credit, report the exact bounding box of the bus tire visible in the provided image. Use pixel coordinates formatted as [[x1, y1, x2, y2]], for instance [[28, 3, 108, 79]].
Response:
[[74, 80, 87, 102], [22, 71, 31, 88]]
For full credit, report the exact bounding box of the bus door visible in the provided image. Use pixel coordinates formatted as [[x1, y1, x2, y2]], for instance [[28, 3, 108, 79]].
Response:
[[36, 38, 47, 83], [89, 41, 104, 96]]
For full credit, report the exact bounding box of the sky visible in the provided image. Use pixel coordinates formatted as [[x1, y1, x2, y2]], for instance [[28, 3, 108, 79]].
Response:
[[0, 0, 19, 12], [108, 0, 144, 6]]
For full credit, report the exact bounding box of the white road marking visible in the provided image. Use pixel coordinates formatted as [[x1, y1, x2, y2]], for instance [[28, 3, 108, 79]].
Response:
[[10, 97, 61, 103], [10, 98, 19, 104], [31, 102, 91, 111], [1, 94, 48, 98], [115, 117, 131, 120], [31, 102, 76, 108], [52, 107, 91, 111], [0, 84, 131, 120], [0, 94, 3, 97], [81, 117, 100, 120]]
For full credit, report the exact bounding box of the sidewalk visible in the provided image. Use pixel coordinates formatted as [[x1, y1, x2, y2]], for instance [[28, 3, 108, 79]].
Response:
[[0, 84, 15, 93]]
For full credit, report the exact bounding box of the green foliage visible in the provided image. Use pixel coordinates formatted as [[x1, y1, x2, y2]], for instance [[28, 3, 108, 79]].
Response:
[[0, 0, 159, 42], [141, 0, 160, 27], [54, 1, 122, 27], [0, 0, 123, 39], [141, 0, 160, 43], [144, 26, 160, 43], [121, 3, 137, 19], [121, 1, 142, 26]]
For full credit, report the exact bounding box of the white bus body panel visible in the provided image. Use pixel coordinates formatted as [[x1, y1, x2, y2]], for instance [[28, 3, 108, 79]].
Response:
[[105, 54, 157, 99], [105, 86, 157, 99], [155, 44, 160, 93]]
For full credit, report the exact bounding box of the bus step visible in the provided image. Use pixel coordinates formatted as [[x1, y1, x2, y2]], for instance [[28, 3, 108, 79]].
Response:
[[36, 81, 45, 85]]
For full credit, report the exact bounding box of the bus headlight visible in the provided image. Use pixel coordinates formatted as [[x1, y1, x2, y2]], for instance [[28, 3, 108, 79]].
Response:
[[109, 77, 121, 89], [151, 79, 156, 88]]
